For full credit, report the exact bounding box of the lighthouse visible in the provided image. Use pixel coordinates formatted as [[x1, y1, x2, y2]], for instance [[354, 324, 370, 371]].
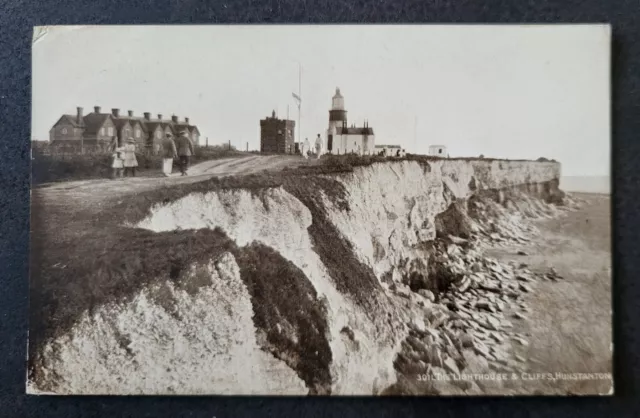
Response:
[[329, 88, 347, 132], [325, 87, 375, 155]]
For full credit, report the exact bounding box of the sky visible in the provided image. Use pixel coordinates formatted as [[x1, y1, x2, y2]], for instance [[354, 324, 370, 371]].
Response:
[[32, 25, 610, 176]]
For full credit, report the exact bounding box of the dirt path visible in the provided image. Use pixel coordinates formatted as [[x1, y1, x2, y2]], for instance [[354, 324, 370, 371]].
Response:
[[488, 194, 612, 395], [34, 155, 306, 207]]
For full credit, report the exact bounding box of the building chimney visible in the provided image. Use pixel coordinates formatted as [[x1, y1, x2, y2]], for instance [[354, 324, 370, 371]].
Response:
[[76, 107, 83, 124], [94, 106, 101, 113], [128, 110, 134, 117], [185, 117, 190, 124], [112, 108, 120, 117], [157, 114, 163, 120], [144, 112, 151, 120], [171, 115, 178, 123]]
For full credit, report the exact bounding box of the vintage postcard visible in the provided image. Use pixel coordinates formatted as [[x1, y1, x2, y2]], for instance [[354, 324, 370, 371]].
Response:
[[29, 25, 612, 396]]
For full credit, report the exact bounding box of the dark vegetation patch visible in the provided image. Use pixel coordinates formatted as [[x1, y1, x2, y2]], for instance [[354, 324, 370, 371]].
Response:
[[282, 176, 383, 315], [233, 243, 332, 394]]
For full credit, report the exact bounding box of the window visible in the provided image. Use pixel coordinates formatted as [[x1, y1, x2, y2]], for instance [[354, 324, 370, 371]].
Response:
[[438, 149, 442, 154], [135, 128, 140, 138], [107, 127, 113, 136], [61, 128, 68, 134], [100, 127, 105, 136]]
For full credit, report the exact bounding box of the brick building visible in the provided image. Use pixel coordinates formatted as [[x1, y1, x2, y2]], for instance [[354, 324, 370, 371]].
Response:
[[260, 110, 295, 154], [49, 106, 201, 154]]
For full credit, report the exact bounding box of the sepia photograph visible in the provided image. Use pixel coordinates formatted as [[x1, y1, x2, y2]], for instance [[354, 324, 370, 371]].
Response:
[[28, 25, 611, 396]]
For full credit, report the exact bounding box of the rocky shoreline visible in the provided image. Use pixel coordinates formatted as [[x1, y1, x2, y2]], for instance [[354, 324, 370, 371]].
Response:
[[387, 192, 584, 395]]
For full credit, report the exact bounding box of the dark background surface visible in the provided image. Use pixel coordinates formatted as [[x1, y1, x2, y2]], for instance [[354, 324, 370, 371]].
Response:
[[0, 1, 637, 417]]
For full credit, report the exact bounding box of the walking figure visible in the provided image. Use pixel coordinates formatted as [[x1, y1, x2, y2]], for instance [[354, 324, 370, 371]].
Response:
[[109, 136, 124, 179], [176, 129, 194, 176], [161, 132, 178, 177], [122, 137, 138, 177]]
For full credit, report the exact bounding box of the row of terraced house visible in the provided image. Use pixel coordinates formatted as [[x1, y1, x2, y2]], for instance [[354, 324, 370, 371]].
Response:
[[49, 106, 201, 154]]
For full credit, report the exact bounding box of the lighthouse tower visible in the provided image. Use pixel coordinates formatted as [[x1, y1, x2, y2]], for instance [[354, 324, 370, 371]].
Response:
[[326, 87, 348, 153], [328, 88, 347, 134]]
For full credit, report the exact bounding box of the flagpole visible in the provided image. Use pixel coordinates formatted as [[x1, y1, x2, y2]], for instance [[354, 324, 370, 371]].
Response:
[[298, 63, 302, 144]]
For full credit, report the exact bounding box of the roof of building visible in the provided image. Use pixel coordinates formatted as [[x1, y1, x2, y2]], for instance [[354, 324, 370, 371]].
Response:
[[53, 114, 85, 128], [113, 118, 132, 130], [123, 117, 148, 133], [173, 122, 200, 134], [144, 121, 171, 133], [333, 87, 343, 98], [82, 113, 113, 135], [52, 109, 199, 136], [337, 126, 374, 135]]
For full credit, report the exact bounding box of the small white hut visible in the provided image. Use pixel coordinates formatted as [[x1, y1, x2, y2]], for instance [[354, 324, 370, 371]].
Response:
[[428, 145, 448, 157]]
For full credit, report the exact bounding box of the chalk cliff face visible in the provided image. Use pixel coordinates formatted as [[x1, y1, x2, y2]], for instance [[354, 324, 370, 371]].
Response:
[[29, 159, 562, 395]]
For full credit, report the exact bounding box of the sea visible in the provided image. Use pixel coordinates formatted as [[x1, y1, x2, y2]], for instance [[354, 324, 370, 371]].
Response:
[[560, 176, 610, 194]]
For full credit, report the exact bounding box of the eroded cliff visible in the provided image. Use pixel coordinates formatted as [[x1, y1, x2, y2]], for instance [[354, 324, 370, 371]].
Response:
[[28, 158, 565, 395]]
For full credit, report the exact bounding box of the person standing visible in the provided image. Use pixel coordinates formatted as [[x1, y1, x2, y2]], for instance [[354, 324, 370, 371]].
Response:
[[122, 137, 138, 177], [109, 136, 124, 179], [175, 129, 194, 176], [302, 137, 311, 159], [161, 132, 178, 177], [314, 133, 323, 157]]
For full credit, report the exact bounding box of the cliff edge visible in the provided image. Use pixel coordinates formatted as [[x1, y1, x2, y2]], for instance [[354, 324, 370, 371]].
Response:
[[28, 158, 567, 395]]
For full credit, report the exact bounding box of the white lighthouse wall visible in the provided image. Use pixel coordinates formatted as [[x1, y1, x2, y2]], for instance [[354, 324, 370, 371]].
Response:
[[325, 133, 375, 156]]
